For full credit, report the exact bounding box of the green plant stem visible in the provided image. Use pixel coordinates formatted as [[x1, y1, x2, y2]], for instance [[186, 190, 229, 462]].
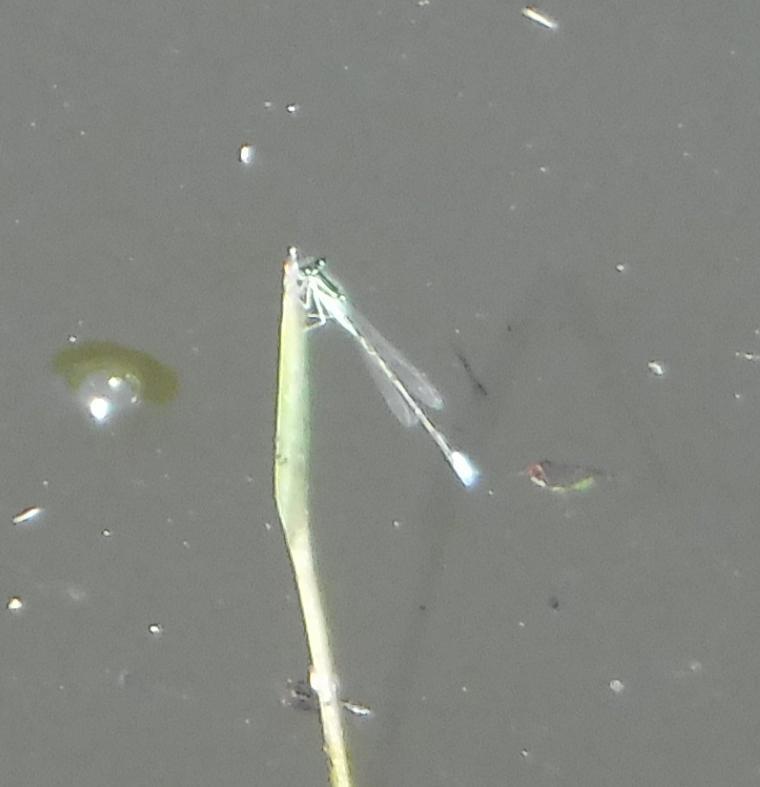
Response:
[[274, 252, 353, 787]]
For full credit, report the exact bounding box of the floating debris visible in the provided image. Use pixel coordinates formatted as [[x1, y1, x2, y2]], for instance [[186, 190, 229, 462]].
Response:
[[647, 360, 666, 377], [735, 350, 760, 362], [521, 5, 558, 31], [283, 679, 373, 719], [238, 143, 256, 165], [7, 596, 24, 611], [455, 350, 488, 396], [12, 506, 44, 525], [524, 460, 603, 493], [53, 341, 179, 410]]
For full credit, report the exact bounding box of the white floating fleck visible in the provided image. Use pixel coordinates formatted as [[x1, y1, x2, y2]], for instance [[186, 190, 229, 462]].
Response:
[[65, 585, 87, 602], [647, 360, 666, 377], [7, 596, 24, 611], [286, 103, 300, 115], [521, 5, 558, 30], [341, 699, 374, 718], [735, 350, 760, 362], [12, 506, 43, 525], [609, 678, 625, 694], [615, 263, 627, 273], [148, 623, 164, 637], [238, 143, 256, 165]]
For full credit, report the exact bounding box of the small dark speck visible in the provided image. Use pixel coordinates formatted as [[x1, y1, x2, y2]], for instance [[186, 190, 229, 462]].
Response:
[[548, 595, 560, 610], [419, 604, 427, 612]]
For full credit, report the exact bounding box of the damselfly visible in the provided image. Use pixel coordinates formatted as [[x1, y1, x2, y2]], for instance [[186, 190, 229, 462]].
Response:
[[288, 247, 479, 488]]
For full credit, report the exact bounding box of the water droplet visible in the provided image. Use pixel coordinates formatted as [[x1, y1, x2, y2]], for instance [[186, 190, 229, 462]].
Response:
[[148, 623, 163, 637], [238, 143, 256, 165], [609, 679, 625, 694], [647, 360, 666, 377], [7, 596, 24, 611]]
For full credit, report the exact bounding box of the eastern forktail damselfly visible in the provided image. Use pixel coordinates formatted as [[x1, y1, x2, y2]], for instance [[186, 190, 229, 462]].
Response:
[[289, 248, 479, 488]]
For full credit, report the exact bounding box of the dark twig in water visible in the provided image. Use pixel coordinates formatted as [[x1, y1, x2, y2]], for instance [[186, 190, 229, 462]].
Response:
[[455, 350, 488, 397]]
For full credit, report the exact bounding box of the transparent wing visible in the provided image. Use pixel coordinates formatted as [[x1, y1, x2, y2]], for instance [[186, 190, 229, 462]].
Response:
[[361, 348, 419, 427], [349, 309, 444, 411]]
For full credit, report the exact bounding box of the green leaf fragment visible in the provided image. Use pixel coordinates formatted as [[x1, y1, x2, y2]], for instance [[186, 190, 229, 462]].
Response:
[[526, 460, 602, 493]]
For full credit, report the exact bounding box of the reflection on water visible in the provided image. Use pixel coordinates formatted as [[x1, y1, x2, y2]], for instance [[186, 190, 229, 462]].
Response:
[[53, 340, 179, 423]]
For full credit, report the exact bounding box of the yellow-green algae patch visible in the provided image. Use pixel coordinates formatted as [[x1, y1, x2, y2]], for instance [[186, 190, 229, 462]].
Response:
[[53, 341, 179, 404]]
